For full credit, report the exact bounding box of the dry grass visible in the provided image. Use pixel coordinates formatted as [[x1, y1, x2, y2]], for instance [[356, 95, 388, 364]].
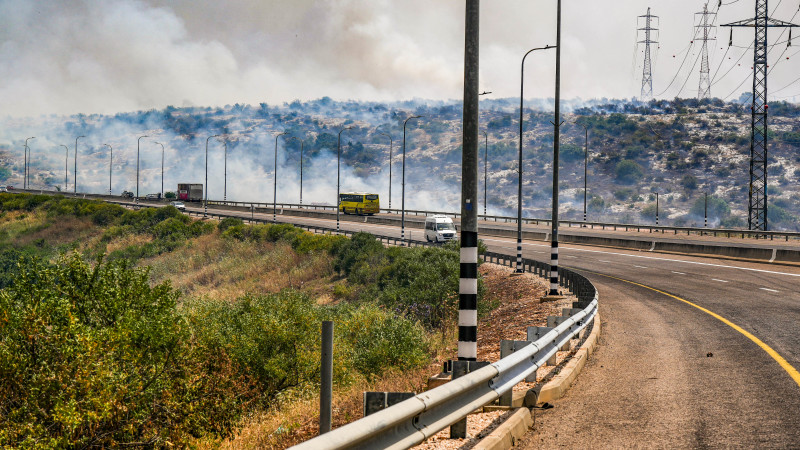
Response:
[[0, 210, 100, 248], [145, 234, 336, 304]]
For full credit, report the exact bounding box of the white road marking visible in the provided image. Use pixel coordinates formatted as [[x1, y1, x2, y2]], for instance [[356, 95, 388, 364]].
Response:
[[711, 279, 729, 283], [479, 237, 800, 279], [599, 260, 612, 263], [671, 271, 686, 275], [634, 265, 648, 269], [760, 288, 779, 293]]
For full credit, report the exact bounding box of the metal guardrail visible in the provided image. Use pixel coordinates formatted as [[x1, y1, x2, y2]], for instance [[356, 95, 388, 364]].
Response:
[[15, 188, 800, 241], [98, 196, 601, 448]]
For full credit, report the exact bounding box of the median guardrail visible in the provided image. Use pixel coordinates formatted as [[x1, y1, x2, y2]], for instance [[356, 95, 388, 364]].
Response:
[[17, 188, 800, 241]]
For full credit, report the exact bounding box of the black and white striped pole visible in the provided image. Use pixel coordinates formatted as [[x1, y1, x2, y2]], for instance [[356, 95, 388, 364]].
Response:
[[273, 132, 288, 223], [459, 0, 479, 363], [104, 144, 113, 195], [336, 126, 353, 233], [401, 115, 421, 245], [656, 192, 660, 226], [704, 192, 708, 228], [548, 0, 563, 297], [518, 45, 553, 273]]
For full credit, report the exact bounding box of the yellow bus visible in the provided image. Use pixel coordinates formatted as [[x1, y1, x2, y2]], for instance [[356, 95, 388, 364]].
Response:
[[339, 192, 380, 215]]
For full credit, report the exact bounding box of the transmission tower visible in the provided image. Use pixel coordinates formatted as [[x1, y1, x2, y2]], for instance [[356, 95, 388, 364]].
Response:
[[723, 1, 799, 231], [638, 8, 659, 100], [696, 3, 716, 99]]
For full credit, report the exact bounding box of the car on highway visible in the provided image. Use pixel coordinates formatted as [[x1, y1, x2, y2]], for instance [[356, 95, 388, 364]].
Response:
[[121, 191, 134, 198], [0, 186, 7, 193], [169, 201, 186, 211]]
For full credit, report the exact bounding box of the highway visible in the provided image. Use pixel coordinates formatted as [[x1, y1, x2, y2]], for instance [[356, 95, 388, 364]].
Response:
[[185, 203, 800, 447]]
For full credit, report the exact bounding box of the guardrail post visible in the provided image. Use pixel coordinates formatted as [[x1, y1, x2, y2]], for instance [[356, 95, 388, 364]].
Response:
[[320, 321, 334, 435], [528, 326, 556, 367], [449, 360, 488, 438], [547, 316, 571, 351], [499, 340, 532, 405]]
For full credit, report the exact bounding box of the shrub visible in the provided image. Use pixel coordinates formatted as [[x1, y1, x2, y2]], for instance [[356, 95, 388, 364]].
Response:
[[0, 253, 244, 447], [333, 232, 387, 276], [615, 159, 644, 184], [689, 195, 730, 220], [680, 174, 698, 191], [218, 216, 244, 232], [164, 191, 177, 199]]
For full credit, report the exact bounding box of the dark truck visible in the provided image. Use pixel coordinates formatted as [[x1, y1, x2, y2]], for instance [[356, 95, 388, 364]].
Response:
[[177, 184, 203, 202]]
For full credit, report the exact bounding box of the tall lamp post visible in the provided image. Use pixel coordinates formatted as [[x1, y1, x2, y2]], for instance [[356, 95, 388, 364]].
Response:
[[548, 0, 563, 297], [379, 132, 393, 209], [204, 134, 220, 217], [704, 192, 708, 228], [60, 145, 69, 192], [401, 115, 422, 244], [104, 144, 113, 195], [135, 135, 148, 201], [517, 45, 554, 273], [573, 121, 589, 224], [24, 137, 35, 189], [287, 136, 304, 204], [656, 192, 660, 226], [222, 140, 228, 202], [336, 126, 354, 233], [155, 142, 165, 198], [74, 135, 85, 195], [482, 130, 488, 217], [273, 132, 288, 223]]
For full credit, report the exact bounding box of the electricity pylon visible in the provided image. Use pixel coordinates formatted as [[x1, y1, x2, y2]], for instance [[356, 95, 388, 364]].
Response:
[[696, 3, 716, 99], [723, 0, 799, 231], [638, 7, 659, 100]]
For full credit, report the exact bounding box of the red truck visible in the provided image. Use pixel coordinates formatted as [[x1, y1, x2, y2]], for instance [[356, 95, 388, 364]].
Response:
[[177, 183, 203, 202]]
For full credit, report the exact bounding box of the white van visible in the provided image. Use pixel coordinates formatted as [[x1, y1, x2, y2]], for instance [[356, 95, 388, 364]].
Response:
[[424, 215, 457, 243]]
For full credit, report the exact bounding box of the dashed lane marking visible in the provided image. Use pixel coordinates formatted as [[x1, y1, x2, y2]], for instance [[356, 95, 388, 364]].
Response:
[[760, 288, 779, 293], [583, 271, 800, 390], [672, 271, 686, 275], [712, 279, 729, 283]]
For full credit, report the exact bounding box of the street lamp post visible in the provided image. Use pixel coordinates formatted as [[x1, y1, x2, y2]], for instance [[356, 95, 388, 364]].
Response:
[[517, 45, 554, 273], [401, 116, 422, 244], [75, 136, 85, 195], [136, 135, 148, 201], [656, 192, 660, 226], [379, 132, 393, 209], [573, 121, 589, 224], [205, 134, 220, 218], [155, 142, 165, 198], [60, 145, 68, 192], [287, 136, 304, 204], [222, 140, 227, 201], [704, 192, 708, 228], [24, 137, 35, 189], [273, 132, 288, 223], [482, 130, 488, 217], [104, 144, 113, 195], [336, 126, 354, 233]]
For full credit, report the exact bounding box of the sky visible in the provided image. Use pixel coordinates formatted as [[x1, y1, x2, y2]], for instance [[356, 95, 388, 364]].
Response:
[[2, 0, 800, 117]]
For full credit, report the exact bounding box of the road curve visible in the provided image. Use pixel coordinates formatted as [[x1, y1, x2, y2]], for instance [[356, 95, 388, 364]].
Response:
[[193, 205, 800, 447]]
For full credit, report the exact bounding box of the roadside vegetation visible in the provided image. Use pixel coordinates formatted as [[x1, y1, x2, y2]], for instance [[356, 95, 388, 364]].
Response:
[[0, 194, 487, 448]]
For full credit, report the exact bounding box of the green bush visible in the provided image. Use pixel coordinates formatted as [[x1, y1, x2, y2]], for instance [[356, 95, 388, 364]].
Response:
[[615, 159, 644, 184], [689, 195, 730, 220], [0, 253, 244, 447], [680, 174, 698, 191], [218, 216, 243, 232]]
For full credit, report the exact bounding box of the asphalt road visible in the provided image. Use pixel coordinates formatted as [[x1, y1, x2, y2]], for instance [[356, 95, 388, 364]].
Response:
[[189, 205, 800, 447]]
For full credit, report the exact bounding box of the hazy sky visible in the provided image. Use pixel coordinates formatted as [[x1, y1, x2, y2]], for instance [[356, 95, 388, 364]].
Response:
[[2, 0, 800, 117]]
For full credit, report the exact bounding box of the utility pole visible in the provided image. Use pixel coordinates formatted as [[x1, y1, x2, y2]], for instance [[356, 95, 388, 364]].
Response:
[[724, 1, 799, 231], [696, 3, 717, 99], [638, 7, 659, 101], [548, 0, 563, 297]]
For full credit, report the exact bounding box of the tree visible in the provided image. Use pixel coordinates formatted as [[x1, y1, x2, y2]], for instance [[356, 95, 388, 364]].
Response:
[[614, 159, 644, 184], [680, 174, 698, 191]]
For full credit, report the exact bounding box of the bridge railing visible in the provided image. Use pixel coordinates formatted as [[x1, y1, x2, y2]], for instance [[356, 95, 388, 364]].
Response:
[[16, 188, 800, 241]]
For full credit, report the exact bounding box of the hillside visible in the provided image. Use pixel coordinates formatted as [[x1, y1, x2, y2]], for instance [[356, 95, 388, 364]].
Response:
[[2, 97, 799, 230]]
